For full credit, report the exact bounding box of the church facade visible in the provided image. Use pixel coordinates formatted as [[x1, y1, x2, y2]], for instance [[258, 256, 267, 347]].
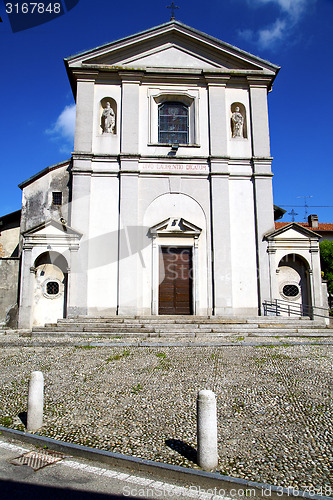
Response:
[[13, 21, 326, 328]]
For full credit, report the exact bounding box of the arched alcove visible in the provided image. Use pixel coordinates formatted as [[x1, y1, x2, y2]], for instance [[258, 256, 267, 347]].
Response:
[[230, 102, 247, 139], [33, 251, 68, 326], [277, 254, 311, 314], [100, 97, 117, 135]]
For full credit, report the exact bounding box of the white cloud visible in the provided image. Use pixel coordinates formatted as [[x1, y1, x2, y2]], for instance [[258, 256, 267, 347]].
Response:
[[254, 0, 309, 20], [239, 18, 288, 48], [240, 0, 316, 49], [257, 18, 288, 48], [46, 104, 76, 152]]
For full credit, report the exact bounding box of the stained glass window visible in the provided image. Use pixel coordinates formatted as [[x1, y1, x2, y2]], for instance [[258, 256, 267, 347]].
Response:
[[158, 102, 189, 144]]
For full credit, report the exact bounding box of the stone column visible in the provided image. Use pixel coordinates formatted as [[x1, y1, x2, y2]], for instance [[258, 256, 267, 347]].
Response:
[[18, 246, 34, 329], [197, 390, 218, 471], [27, 371, 44, 432]]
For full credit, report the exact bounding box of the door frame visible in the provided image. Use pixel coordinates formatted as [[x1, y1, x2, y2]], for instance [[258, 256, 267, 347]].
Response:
[[158, 245, 193, 315], [151, 235, 199, 315]]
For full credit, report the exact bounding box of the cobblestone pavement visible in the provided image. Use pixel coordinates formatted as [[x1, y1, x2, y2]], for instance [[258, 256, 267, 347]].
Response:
[[0, 337, 332, 495]]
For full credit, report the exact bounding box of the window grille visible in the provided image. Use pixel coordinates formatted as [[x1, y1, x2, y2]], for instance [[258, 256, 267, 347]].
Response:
[[282, 284, 299, 297], [46, 281, 59, 295], [52, 192, 62, 206]]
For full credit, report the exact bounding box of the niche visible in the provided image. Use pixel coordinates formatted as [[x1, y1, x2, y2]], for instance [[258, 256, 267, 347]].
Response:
[[230, 102, 247, 139], [100, 97, 117, 135]]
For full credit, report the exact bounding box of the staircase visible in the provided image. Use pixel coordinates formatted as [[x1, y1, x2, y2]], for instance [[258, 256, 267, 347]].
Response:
[[31, 315, 333, 338]]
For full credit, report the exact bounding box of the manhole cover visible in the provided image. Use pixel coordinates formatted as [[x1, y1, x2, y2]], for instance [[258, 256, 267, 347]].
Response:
[[9, 449, 65, 470]]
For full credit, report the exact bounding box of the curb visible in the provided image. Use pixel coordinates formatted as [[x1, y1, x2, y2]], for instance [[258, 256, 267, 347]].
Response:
[[0, 341, 333, 348], [0, 427, 331, 500]]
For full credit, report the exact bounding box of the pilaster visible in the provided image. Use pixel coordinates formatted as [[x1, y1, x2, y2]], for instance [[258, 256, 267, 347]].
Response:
[[252, 158, 275, 310], [117, 165, 141, 315], [248, 76, 271, 158], [120, 72, 143, 155], [74, 71, 98, 153], [18, 246, 34, 328], [206, 76, 230, 157], [67, 168, 92, 316], [210, 160, 233, 315]]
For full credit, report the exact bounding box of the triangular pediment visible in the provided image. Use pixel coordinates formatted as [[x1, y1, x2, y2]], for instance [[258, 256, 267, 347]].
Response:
[[265, 223, 320, 241], [150, 217, 202, 236], [23, 219, 82, 238], [110, 45, 223, 70], [65, 21, 279, 74]]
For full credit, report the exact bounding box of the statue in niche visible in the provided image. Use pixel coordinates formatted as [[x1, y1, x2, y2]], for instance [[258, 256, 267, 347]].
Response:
[[101, 101, 115, 134], [231, 106, 244, 138]]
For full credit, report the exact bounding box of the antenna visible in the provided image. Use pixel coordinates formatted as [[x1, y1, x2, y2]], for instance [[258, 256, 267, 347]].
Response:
[[296, 195, 313, 221]]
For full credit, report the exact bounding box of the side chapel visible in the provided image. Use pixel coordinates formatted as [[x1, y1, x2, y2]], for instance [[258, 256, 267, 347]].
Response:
[[5, 21, 326, 328]]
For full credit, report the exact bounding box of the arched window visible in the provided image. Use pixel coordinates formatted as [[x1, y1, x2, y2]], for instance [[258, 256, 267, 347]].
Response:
[[158, 102, 189, 144]]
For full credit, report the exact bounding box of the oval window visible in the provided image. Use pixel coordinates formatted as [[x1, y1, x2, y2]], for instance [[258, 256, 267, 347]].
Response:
[[282, 284, 299, 297]]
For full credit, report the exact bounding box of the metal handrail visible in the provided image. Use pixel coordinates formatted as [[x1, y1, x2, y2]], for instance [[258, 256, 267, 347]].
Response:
[[263, 299, 329, 319]]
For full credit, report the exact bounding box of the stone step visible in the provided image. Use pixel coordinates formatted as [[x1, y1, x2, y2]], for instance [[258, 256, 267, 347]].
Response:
[[31, 314, 332, 337], [56, 316, 327, 327], [57, 318, 248, 325], [32, 326, 155, 334], [53, 319, 327, 329], [41, 323, 330, 333], [30, 330, 333, 338], [31, 325, 332, 336]]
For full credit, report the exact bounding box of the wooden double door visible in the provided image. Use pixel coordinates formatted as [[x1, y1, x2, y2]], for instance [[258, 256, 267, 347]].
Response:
[[159, 247, 193, 315]]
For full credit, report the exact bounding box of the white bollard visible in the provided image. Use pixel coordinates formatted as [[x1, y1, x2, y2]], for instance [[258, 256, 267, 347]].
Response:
[[27, 371, 44, 432], [197, 389, 218, 471]]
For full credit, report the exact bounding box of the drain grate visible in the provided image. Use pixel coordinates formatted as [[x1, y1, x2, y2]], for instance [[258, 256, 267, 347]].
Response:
[[9, 449, 65, 470]]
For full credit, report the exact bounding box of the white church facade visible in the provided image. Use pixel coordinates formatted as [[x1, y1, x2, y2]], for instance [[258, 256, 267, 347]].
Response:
[[11, 21, 326, 328]]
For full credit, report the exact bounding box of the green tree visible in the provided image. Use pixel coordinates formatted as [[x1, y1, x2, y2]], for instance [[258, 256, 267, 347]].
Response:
[[320, 240, 333, 309]]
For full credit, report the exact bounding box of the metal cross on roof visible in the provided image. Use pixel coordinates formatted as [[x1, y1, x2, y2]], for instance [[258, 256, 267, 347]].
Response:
[[167, 2, 179, 20], [288, 209, 298, 222]]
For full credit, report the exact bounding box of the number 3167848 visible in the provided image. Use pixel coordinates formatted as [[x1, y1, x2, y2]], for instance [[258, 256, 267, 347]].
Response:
[[5, 3, 61, 14]]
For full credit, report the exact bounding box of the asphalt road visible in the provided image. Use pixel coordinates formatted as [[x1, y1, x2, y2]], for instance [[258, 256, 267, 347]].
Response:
[[0, 437, 234, 500]]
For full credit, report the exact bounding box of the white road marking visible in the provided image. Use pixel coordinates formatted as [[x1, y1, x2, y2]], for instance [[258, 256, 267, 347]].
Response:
[[0, 440, 232, 499], [0, 441, 28, 454]]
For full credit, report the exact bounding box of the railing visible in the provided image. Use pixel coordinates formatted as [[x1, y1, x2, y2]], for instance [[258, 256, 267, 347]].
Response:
[[262, 299, 330, 319]]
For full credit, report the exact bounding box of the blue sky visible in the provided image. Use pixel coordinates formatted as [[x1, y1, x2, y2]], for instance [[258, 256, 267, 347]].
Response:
[[1, 0, 332, 222]]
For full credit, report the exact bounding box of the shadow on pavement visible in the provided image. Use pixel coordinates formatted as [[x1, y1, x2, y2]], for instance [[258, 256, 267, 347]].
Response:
[[165, 439, 197, 464], [0, 479, 140, 500]]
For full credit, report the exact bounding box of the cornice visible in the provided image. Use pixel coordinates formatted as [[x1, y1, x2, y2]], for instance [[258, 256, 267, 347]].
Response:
[[118, 71, 145, 84], [247, 75, 274, 89], [71, 69, 99, 82]]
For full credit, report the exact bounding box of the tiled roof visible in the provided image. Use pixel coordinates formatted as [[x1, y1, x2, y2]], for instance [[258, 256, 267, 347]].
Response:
[[275, 222, 333, 232]]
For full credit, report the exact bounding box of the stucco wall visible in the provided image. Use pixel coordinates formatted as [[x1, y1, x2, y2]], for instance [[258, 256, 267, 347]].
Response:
[[0, 258, 20, 326], [21, 164, 71, 234], [0, 227, 20, 257]]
